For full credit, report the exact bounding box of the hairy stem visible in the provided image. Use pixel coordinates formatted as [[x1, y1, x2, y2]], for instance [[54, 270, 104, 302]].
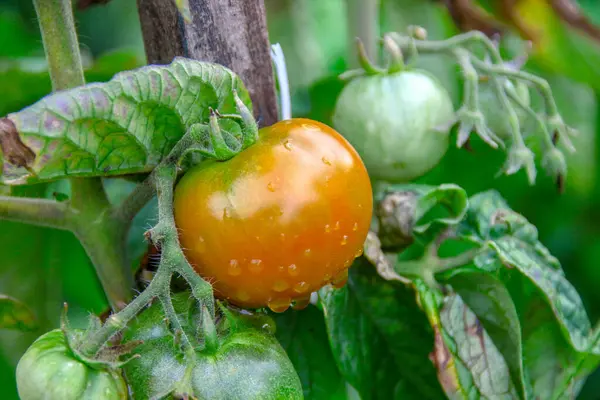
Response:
[[469, 57, 560, 117], [390, 30, 503, 64], [81, 129, 215, 355], [79, 269, 172, 357], [505, 84, 554, 151], [33, 0, 85, 90], [0, 196, 73, 230]]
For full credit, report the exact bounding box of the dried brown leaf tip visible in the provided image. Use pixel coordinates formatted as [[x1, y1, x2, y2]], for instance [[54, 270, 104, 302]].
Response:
[[0, 118, 35, 169]]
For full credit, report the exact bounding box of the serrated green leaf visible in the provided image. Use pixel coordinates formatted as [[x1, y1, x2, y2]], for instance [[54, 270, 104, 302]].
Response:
[[446, 270, 530, 399], [415, 280, 519, 399], [319, 259, 444, 399], [440, 293, 519, 399], [1, 58, 252, 184], [0, 295, 37, 331], [272, 306, 348, 400], [463, 190, 591, 353], [453, 189, 597, 398]]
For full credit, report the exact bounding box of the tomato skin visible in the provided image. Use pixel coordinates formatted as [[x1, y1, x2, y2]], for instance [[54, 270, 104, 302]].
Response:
[[16, 329, 127, 400], [333, 70, 454, 183], [122, 293, 303, 400], [173, 118, 372, 310]]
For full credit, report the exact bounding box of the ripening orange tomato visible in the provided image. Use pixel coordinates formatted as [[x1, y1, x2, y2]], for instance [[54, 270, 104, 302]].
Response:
[[173, 118, 372, 312]]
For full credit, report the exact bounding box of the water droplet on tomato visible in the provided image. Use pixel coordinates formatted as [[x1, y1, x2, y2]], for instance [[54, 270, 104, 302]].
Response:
[[280, 232, 286, 241], [325, 224, 331, 233], [278, 265, 285, 272], [321, 156, 331, 166], [341, 235, 348, 245], [352, 222, 358, 231], [283, 140, 293, 151], [355, 248, 363, 258], [273, 280, 289, 292], [304, 248, 311, 257], [267, 182, 276, 192], [288, 264, 299, 276], [343, 259, 353, 268], [237, 290, 250, 301], [228, 259, 241, 276], [249, 259, 263, 273], [332, 269, 349, 288], [268, 297, 291, 313], [334, 221, 340, 231], [293, 281, 310, 293], [323, 273, 332, 283], [292, 295, 311, 310]]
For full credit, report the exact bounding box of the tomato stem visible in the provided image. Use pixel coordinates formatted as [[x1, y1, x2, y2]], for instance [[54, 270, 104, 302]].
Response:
[[80, 128, 216, 357], [33, 0, 85, 91], [0, 196, 74, 230], [386, 29, 574, 184]]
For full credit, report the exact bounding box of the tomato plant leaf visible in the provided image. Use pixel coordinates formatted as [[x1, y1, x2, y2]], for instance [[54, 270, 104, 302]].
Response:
[[320, 259, 445, 400], [415, 280, 519, 399], [0, 58, 253, 185], [0, 295, 37, 331], [272, 306, 348, 400], [376, 183, 469, 248], [439, 292, 520, 399], [518, 294, 588, 399], [445, 269, 532, 400], [461, 190, 592, 353]]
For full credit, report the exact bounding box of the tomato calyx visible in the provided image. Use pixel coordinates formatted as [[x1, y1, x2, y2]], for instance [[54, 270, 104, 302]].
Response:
[[340, 34, 410, 81]]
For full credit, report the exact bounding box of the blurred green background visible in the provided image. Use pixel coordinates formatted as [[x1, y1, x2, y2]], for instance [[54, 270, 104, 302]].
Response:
[[1, 0, 600, 398]]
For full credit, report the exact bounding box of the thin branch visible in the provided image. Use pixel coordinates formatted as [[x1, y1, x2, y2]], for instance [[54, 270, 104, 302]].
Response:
[[33, 0, 85, 90], [0, 196, 73, 230]]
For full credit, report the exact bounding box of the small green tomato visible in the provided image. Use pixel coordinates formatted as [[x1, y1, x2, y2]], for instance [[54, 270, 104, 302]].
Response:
[[333, 69, 454, 183]]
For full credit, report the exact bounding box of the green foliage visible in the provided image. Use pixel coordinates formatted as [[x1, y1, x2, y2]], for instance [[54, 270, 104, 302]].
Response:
[[3, 0, 600, 399], [1, 58, 253, 185], [272, 306, 348, 399]]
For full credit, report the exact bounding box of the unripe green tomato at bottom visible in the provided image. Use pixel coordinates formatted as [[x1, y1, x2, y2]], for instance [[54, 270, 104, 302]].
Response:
[[122, 294, 303, 399], [16, 329, 127, 400], [333, 70, 454, 183]]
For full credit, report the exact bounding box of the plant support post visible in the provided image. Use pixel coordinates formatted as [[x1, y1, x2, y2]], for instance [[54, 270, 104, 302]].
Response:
[[136, 0, 279, 127]]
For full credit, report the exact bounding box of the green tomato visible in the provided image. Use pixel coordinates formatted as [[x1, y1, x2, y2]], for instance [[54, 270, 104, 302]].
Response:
[[332, 70, 454, 183], [478, 78, 530, 140], [122, 293, 303, 399], [16, 329, 127, 400]]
